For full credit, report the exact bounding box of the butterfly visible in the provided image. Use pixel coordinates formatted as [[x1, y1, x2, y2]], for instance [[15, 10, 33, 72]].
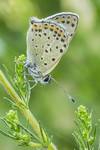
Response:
[[26, 12, 79, 84]]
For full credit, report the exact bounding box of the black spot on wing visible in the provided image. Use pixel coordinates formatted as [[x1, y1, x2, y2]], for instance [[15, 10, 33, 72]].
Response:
[[39, 34, 41, 37], [50, 28, 53, 31], [61, 20, 65, 23], [56, 46, 58, 49], [53, 34, 56, 37], [61, 38, 65, 42], [50, 48, 52, 52], [45, 49, 48, 53], [44, 62, 47, 65], [48, 37, 50, 39], [71, 23, 75, 27], [39, 29, 42, 32], [63, 44, 66, 48], [52, 58, 55, 61], [44, 33, 47, 36], [60, 49, 63, 53], [67, 21, 70, 24], [56, 37, 59, 40]]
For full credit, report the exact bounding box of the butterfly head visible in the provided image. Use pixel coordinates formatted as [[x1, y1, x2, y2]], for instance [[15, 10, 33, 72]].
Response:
[[40, 74, 51, 84]]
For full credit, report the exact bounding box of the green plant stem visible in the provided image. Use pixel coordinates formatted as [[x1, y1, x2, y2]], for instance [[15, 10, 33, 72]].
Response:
[[0, 70, 25, 108], [29, 142, 57, 150], [0, 70, 57, 150], [29, 142, 42, 148]]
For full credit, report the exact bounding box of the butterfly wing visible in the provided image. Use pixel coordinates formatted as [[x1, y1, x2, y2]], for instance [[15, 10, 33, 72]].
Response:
[[27, 12, 79, 77], [45, 12, 79, 41], [27, 19, 70, 76]]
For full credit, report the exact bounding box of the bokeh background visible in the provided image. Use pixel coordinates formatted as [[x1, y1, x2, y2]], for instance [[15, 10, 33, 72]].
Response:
[[0, 0, 100, 150]]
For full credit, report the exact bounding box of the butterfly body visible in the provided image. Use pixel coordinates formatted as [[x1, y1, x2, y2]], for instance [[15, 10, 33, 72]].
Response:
[[26, 12, 79, 84]]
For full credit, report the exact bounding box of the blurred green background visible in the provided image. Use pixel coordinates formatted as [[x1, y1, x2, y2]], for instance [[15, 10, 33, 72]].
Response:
[[0, 0, 100, 150]]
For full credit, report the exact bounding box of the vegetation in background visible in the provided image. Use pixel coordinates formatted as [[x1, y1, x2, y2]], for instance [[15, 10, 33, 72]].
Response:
[[73, 105, 100, 150], [0, 56, 99, 149]]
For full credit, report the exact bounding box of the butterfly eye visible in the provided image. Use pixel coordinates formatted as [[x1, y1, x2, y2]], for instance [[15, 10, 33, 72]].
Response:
[[43, 75, 51, 83]]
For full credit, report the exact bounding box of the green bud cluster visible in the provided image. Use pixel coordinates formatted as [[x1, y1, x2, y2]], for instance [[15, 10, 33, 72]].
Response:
[[73, 105, 96, 150]]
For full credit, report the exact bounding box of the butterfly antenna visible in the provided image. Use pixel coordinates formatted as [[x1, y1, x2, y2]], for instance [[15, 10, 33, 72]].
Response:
[[51, 77, 75, 103]]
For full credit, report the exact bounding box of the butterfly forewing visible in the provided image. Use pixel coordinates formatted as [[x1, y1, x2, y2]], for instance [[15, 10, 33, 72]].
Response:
[[27, 20, 69, 76]]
